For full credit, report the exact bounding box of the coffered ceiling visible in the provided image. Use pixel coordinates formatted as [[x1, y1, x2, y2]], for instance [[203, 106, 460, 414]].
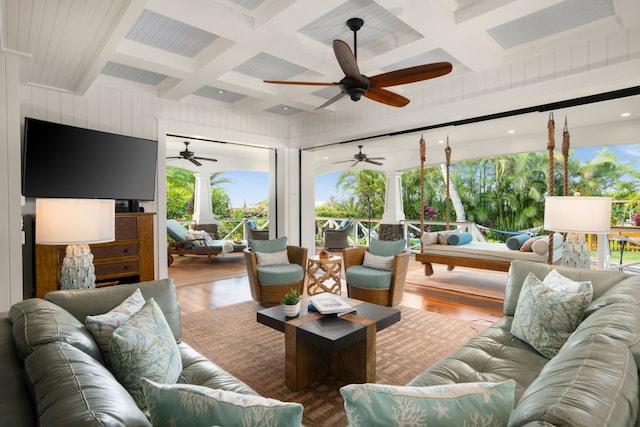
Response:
[[2, 0, 639, 173]]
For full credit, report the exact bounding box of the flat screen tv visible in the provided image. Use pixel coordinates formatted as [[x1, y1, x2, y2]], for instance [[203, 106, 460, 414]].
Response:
[[22, 118, 158, 201]]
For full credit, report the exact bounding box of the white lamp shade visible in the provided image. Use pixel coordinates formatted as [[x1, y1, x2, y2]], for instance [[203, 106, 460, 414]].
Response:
[[544, 196, 612, 234], [36, 199, 116, 245]]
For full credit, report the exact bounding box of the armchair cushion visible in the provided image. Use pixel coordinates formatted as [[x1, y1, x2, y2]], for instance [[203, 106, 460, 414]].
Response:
[[256, 250, 290, 266], [362, 252, 393, 271], [249, 236, 287, 253], [345, 265, 392, 289], [369, 239, 405, 256], [258, 264, 304, 286]]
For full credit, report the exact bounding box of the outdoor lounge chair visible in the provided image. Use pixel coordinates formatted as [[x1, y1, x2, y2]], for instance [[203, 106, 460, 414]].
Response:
[[244, 219, 269, 241], [166, 219, 247, 266], [323, 219, 353, 250]]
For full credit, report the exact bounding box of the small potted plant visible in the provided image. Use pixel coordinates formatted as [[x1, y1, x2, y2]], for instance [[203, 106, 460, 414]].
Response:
[[281, 289, 301, 317]]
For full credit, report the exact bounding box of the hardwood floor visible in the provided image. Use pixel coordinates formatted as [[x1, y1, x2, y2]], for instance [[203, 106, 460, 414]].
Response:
[[169, 251, 504, 324]]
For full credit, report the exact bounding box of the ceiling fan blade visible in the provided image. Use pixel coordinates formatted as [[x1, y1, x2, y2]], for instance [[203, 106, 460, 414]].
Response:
[[333, 158, 355, 164], [166, 156, 182, 160], [365, 158, 383, 166], [351, 160, 359, 168], [364, 88, 410, 107], [369, 62, 453, 88], [194, 157, 218, 162], [333, 40, 361, 81], [315, 92, 347, 110], [188, 158, 202, 167], [264, 80, 340, 86], [367, 156, 385, 161]]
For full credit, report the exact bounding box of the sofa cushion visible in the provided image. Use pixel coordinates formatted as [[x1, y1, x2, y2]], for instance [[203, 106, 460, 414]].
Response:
[[255, 250, 289, 266], [110, 299, 182, 410], [407, 317, 548, 403], [85, 288, 145, 368], [9, 298, 102, 362], [24, 341, 150, 427], [509, 334, 639, 427], [571, 276, 640, 367], [341, 380, 516, 427], [142, 379, 303, 427], [257, 264, 304, 285], [346, 265, 393, 289], [178, 342, 258, 395], [362, 251, 393, 271], [0, 313, 36, 427], [249, 236, 287, 254], [369, 238, 405, 256], [45, 279, 182, 341], [511, 272, 592, 359]]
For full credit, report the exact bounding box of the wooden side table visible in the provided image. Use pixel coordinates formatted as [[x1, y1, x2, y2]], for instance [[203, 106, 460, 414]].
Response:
[[307, 255, 342, 295]]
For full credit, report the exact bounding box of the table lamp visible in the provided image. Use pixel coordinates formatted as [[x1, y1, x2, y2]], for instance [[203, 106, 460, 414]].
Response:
[[36, 198, 115, 289], [543, 195, 612, 269]]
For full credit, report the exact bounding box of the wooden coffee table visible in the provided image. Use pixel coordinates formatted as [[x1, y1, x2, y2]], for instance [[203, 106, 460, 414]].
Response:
[[257, 300, 400, 390]]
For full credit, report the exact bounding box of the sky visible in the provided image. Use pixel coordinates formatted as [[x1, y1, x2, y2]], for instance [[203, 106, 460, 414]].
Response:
[[217, 144, 639, 208]]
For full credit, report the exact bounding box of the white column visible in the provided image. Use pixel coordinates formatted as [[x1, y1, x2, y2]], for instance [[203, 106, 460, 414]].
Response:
[[192, 171, 216, 224], [381, 171, 405, 224]]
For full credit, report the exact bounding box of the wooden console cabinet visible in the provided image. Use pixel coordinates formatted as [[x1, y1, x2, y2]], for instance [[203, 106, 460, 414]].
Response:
[[35, 212, 155, 298]]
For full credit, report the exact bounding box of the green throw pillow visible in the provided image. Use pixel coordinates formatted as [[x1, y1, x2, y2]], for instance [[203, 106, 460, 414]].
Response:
[[142, 379, 303, 427], [340, 380, 516, 427], [511, 272, 593, 359], [110, 298, 182, 410], [369, 238, 405, 256], [85, 288, 145, 368], [249, 236, 288, 253]]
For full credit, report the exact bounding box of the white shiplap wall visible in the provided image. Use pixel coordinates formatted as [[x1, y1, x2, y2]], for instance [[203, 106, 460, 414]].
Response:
[[1, 52, 24, 312]]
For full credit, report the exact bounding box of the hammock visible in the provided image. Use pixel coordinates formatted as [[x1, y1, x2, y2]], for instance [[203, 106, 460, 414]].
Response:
[[476, 224, 543, 239]]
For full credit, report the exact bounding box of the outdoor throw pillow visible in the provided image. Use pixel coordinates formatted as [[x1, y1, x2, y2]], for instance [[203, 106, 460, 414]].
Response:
[[142, 379, 303, 427], [506, 233, 532, 250], [249, 236, 287, 253], [447, 231, 473, 246], [531, 233, 564, 255], [520, 236, 543, 252], [369, 238, 405, 256], [340, 380, 516, 427], [256, 250, 290, 266], [85, 288, 145, 368], [362, 251, 394, 271], [511, 272, 593, 359], [110, 298, 182, 410], [186, 230, 214, 244], [422, 232, 439, 245]]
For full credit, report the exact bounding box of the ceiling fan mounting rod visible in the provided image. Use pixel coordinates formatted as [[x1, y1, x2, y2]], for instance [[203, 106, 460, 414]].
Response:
[[347, 18, 363, 59]]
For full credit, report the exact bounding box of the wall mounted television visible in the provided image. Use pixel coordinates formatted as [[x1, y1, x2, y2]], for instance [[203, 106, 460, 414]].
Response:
[[21, 117, 158, 202]]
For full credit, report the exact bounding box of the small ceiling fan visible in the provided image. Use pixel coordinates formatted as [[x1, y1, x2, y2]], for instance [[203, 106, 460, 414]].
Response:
[[334, 145, 385, 167], [264, 17, 452, 110], [167, 141, 217, 166]]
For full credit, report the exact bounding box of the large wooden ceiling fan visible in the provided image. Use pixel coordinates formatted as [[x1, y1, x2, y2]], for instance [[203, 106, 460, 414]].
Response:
[[264, 18, 453, 110]]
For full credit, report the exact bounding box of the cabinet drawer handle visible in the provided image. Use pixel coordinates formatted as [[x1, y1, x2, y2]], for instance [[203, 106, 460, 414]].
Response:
[[123, 265, 128, 270], [123, 248, 128, 254]]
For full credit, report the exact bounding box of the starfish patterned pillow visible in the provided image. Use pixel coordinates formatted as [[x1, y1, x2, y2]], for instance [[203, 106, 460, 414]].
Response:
[[340, 380, 516, 427]]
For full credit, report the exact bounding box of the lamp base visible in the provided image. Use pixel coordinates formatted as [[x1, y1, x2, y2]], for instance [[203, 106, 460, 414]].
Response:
[[561, 233, 591, 269], [59, 244, 97, 290]]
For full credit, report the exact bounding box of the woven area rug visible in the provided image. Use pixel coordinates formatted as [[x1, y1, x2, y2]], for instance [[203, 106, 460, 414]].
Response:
[[181, 301, 489, 427], [405, 266, 506, 300]]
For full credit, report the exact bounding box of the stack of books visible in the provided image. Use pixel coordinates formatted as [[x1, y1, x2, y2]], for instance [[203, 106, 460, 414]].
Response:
[[309, 293, 355, 316]]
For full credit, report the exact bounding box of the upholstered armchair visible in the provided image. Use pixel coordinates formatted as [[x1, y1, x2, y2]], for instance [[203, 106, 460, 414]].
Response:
[[343, 239, 409, 307], [244, 237, 308, 306], [323, 219, 353, 250]]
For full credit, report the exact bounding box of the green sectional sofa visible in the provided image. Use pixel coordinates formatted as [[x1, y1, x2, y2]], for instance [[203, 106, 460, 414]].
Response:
[[407, 260, 640, 426], [0, 279, 267, 426]]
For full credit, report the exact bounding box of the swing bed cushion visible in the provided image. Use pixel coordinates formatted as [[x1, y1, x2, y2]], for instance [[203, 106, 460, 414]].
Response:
[[417, 235, 564, 276]]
